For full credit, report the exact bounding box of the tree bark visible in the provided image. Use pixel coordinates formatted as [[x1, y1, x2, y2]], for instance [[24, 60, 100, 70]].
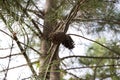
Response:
[[39, 0, 60, 80], [50, 46, 60, 80]]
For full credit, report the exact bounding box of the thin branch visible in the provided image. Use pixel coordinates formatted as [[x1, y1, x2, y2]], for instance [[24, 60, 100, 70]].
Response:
[[0, 24, 37, 77], [0, 47, 14, 50], [0, 53, 22, 59], [61, 55, 120, 61], [54, 0, 86, 32], [63, 70, 83, 79], [68, 34, 120, 56], [30, 0, 45, 18], [31, 19, 43, 37], [0, 29, 41, 55], [3, 40, 14, 80], [64, 0, 86, 33], [0, 61, 39, 73], [101, 73, 120, 80], [15, 0, 43, 38], [44, 44, 59, 80], [64, 64, 120, 71], [27, 9, 44, 19], [12, 33, 37, 77], [72, 18, 120, 25]]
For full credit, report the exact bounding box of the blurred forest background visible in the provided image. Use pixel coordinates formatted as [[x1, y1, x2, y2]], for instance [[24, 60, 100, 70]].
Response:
[[0, 0, 120, 80]]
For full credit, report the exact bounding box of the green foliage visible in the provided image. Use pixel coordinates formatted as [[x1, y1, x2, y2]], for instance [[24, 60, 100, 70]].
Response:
[[79, 38, 108, 65], [80, 0, 110, 17], [87, 38, 107, 56], [79, 38, 120, 79], [45, 0, 72, 23], [74, 0, 120, 34]]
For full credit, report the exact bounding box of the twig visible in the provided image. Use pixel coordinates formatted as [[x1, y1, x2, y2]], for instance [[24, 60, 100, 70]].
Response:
[[68, 34, 120, 56], [0, 53, 21, 59], [61, 55, 120, 60], [0, 29, 41, 55], [43, 44, 59, 80], [3, 40, 14, 80], [64, 64, 120, 71], [0, 61, 39, 73]]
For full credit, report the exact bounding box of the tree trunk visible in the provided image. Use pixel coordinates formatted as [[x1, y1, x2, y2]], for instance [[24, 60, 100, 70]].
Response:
[[50, 46, 60, 80], [39, 0, 60, 80]]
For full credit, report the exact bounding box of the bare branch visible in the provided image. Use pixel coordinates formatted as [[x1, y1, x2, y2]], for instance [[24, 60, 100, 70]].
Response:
[[44, 44, 59, 80], [3, 40, 14, 80], [63, 0, 86, 33], [61, 55, 120, 61], [15, 0, 43, 38], [64, 64, 120, 71], [0, 29, 41, 55], [69, 34, 120, 56], [0, 61, 39, 73], [12, 32, 37, 77], [0, 53, 22, 59], [63, 70, 83, 79]]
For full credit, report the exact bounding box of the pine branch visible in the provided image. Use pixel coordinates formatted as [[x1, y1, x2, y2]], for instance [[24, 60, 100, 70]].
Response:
[[69, 34, 120, 56], [64, 64, 120, 71], [61, 55, 120, 60]]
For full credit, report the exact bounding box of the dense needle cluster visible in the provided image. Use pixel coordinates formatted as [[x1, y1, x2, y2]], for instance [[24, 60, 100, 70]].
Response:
[[49, 32, 74, 49]]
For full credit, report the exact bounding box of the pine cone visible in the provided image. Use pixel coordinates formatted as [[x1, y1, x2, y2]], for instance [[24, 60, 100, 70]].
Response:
[[61, 35, 74, 49], [49, 32, 74, 49]]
